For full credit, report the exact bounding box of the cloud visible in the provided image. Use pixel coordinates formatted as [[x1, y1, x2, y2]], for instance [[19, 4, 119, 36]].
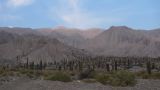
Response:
[[7, 0, 34, 8], [68, 0, 79, 9], [58, 0, 100, 28], [51, 0, 124, 29], [0, 0, 34, 21]]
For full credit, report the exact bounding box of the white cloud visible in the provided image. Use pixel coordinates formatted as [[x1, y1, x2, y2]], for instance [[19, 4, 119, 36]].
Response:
[[68, 0, 79, 9], [7, 0, 34, 8], [51, 0, 124, 29], [51, 0, 102, 29], [0, 0, 33, 21]]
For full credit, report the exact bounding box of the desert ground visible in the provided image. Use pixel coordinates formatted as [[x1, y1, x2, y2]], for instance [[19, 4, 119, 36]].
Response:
[[0, 76, 160, 90]]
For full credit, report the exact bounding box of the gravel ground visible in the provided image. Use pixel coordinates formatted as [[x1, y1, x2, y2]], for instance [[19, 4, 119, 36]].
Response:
[[0, 77, 160, 90]]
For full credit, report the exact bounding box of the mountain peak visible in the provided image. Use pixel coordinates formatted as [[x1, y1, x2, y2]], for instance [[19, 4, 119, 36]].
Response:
[[108, 26, 132, 31]]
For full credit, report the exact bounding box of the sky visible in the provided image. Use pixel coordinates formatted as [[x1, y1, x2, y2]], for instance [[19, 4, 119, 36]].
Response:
[[0, 0, 159, 29]]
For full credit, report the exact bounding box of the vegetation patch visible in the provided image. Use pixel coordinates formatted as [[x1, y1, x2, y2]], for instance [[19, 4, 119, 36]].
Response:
[[82, 79, 97, 83], [136, 71, 160, 79], [45, 71, 72, 82], [95, 70, 136, 86], [109, 70, 136, 86], [95, 73, 110, 85]]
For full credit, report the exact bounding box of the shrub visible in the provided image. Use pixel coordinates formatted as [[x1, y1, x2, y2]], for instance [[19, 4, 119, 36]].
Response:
[[78, 69, 94, 80], [136, 71, 150, 79], [95, 73, 111, 85], [42, 70, 54, 77], [0, 69, 5, 76], [26, 73, 35, 78], [18, 69, 30, 75], [18, 69, 42, 78], [82, 79, 97, 83], [141, 73, 150, 79], [136, 71, 160, 79], [95, 70, 136, 86], [45, 71, 71, 82], [0, 69, 14, 77], [19, 69, 34, 75], [136, 71, 146, 77], [109, 70, 136, 86], [151, 72, 160, 79]]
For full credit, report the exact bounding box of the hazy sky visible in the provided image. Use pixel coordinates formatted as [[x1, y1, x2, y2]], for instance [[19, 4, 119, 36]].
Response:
[[0, 0, 159, 29]]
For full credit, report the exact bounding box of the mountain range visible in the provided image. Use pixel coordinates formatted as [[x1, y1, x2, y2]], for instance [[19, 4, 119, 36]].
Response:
[[0, 26, 160, 64]]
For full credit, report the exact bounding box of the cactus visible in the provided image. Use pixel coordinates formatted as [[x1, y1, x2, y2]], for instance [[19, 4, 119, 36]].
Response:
[[146, 61, 152, 74]]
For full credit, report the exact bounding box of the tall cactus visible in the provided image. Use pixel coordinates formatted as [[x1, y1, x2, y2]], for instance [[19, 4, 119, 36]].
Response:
[[106, 64, 110, 72], [26, 57, 29, 69], [146, 61, 152, 74], [114, 60, 118, 71], [39, 60, 43, 70]]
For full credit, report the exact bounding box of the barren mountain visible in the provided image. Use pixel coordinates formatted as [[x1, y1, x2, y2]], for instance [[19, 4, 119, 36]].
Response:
[[51, 27, 103, 39], [0, 30, 89, 65], [0, 27, 40, 35], [1, 26, 160, 61], [38, 27, 103, 47], [81, 26, 160, 57]]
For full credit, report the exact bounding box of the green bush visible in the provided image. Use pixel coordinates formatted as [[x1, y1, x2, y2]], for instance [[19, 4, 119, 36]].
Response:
[[95, 70, 136, 86], [45, 72, 72, 82], [142, 73, 150, 79], [18, 69, 42, 78], [136, 71, 145, 77], [82, 79, 97, 83], [78, 69, 94, 80], [110, 70, 136, 86], [19, 69, 34, 77], [136, 71, 160, 79], [95, 73, 111, 85], [151, 72, 160, 79], [0, 69, 15, 77], [18, 69, 31, 74], [136, 71, 150, 79]]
